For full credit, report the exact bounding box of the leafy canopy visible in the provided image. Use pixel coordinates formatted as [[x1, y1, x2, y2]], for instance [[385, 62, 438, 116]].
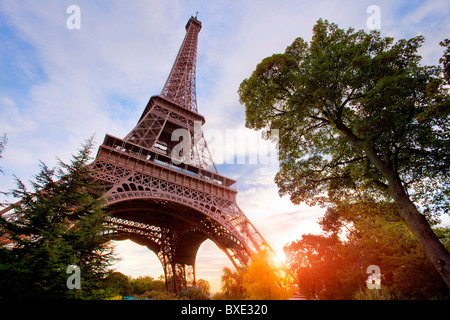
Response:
[[242, 249, 291, 300], [239, 19, 449, 219]]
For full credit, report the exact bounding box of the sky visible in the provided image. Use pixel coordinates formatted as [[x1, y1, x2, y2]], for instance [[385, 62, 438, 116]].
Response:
[[0, 0, 449, 293]]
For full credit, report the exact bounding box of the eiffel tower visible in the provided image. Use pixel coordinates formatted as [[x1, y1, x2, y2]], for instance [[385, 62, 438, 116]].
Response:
[[90, 16, 269, 293]]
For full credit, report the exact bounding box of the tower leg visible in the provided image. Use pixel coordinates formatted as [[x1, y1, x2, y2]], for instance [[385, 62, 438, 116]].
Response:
[[157, 241, 196, 294]]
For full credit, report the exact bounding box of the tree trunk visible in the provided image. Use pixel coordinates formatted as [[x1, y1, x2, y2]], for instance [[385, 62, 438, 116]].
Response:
[[388, 176, 450, 289], [334, 122, 450, 289], [361, 145, 450, 289]]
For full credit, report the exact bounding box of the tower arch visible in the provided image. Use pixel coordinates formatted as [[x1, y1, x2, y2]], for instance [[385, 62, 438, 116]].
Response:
[[103, 197, 251, 292]]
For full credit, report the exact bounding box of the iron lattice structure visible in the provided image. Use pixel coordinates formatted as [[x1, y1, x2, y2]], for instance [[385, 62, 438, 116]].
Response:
[[90, 16, 268, 293], [161, 17, 201, 113]]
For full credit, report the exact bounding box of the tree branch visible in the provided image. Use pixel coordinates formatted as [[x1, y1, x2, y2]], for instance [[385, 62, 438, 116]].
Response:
[[337, 88, 356, 119], [310, 156, 367, 174], [273, 78, 294, 97], [373, 179, 389, 190], [305, 175, 350, 184], [309, 114, 331, 124], [269, 104, 286, 115]]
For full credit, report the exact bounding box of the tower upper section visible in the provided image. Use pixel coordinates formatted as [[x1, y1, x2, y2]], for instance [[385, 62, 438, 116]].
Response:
[[160, 16, 202, 113]]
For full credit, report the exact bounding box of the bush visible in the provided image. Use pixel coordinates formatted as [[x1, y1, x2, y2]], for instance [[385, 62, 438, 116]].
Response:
[[353, 286, 391, 300], [136, 290, 179, 300], [179, 286, 211, 300]]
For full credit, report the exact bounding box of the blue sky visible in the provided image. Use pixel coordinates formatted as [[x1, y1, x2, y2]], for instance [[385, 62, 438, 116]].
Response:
[[1, 0, 449, 293]]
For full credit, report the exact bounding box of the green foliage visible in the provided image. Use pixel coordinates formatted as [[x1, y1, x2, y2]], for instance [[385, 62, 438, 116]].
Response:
[[211, 292, 226, 300], [101, 273, 211, 300], [0, 137, 116, 300], [239, 18, 449, 216], [239, 18, 450, 287], [179, 286, 211, 300], [220, 266, 246, 300], [284, 200, 450, 300], [283, 233, 350, 300], [136, 290, 179, 300], [440, 39, 450, 84], [219, 250, 292, 300], [196, 279, 211, 296], [353, 286, 391, 300], [102, 271, 133, 297], [100, 272, 181, 300], [242, 249, 292, 300], [130, 275, 165, 295]]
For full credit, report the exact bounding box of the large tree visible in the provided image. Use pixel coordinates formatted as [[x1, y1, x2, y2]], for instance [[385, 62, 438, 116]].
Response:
[[218, 250, 291, 300], [241, 249, 291, 300], [0, 138, 115, 299], [284, 233, 344, 300], [220, 266, 246, 300], [285, 200, 449, 299], [239, 19, 450, 287]]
